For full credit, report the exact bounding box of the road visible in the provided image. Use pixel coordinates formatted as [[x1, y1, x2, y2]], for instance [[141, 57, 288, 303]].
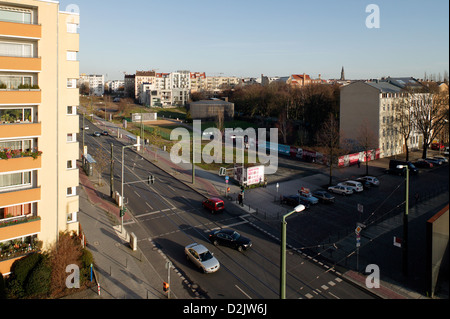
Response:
[[79, 116, 377, 299]]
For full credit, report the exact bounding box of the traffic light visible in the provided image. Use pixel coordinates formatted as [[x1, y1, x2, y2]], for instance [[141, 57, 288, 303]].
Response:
[[163, 282, 170, 293], [120, 207, 127, 218], [148, 175, 155, 185], [219, 167, 227, 177]]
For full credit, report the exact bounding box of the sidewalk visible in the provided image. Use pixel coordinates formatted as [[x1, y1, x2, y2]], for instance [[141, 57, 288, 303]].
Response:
[[64, 162, 197, 299], [79, 113, 448, 299]]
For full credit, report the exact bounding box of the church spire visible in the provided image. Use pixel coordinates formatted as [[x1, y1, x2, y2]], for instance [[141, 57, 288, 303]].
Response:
[[340, 66, 345, 81]]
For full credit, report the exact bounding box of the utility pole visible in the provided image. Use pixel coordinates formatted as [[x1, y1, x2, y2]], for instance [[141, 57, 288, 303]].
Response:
[[110, 143, 114, 197]]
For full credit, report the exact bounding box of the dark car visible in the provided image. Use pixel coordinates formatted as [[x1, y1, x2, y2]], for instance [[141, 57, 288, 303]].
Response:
[[101, 130, 109, 136], [312, 191, 335, 204], [209, 229, 252, 252], [425, 158, 443, 166], [202, 197, 225, 214], [281, 195, 310, 209], [414, 160, 433, 168]]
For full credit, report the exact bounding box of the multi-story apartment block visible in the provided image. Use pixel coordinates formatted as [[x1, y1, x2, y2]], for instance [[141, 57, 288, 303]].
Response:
[[190, 72, 206, 93], [340, 78, 424, 158], [0, 0, 80, 275], [205, 76, 240, 93], [134, 70, 156, 100], [287, 74, 323, 88], [79, 74, 104, 96], [105, 80, 124, 93], [139, 71, 190, 107], [124, 74, 135, 98]]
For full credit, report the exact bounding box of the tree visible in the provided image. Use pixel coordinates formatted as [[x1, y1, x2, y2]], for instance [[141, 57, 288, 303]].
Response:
[[356, 118, 378, 175], [410, 86, 449, 159], [316, 114, 341, 186], [394, 92, 415, 161]]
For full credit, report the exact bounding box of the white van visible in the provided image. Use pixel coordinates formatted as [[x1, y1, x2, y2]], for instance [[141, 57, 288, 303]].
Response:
[[338, 180, 364, 192]]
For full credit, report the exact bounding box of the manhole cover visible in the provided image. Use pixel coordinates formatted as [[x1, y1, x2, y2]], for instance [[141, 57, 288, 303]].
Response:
[[93, 241, 100, 246]]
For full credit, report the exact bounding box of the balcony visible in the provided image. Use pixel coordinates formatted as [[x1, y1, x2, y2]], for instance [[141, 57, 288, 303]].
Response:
[[0, 187, 40, 208], [0, 56, 41, 72], [0, 216, 41, 242], [0, 89, 41, 105], [0, 122, 41, 139], [0, 155, 42, 174], [0, 20, 41, 39]]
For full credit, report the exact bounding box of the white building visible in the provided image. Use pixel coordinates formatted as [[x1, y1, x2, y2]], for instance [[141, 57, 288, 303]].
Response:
[[107, 80, 124, 93], [340, 78, 425, 158], [79, 74, 104, 96]]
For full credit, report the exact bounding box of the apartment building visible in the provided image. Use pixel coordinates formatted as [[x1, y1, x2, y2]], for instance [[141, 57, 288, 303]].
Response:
[[287, 74, 323, 88], [139, 71, 190, 107], [340, 79, 424, 158], [134, 70, 156, 100], [205, 76, 240, 93], [0, 0, 80, 275], [79, 73, 104, 96], [190, 72, 206, 93]]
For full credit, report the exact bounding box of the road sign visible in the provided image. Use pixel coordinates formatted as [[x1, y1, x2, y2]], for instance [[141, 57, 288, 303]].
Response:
[[225, 176, 229, 180], [393, 236, 402, 248], [357, 204, 364, 213], [355, 226, 362, 235]]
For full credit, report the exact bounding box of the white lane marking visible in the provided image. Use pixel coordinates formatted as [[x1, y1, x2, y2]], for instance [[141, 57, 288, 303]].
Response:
[[328, 292, 340, 299], [235, 285, 252, 299]]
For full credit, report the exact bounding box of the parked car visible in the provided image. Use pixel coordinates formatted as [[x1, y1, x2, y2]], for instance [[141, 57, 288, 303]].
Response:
[[387, 160, 419, 175], [425, 158, 443, 166], [209, 229, 252, 252], [338, 181, 364, 193], [298, 188, 319, 204], [433, 156, 448, 163], [414, 160, 434, 168], [202, 197, 225, 214], [328, 185, 354, 196], [93, 131, 101, 137], [443, 147, 449, 156], [281, 195, 310, 209], [312, 190, 335, 204], [185, 243, 220, 274], [356, 176, 380, 187], [101, 130, 109, 136], [431, 142, 445, 151]]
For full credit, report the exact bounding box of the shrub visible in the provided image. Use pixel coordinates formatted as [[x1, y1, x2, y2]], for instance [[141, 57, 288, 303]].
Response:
[[24, 258, 51, 298]]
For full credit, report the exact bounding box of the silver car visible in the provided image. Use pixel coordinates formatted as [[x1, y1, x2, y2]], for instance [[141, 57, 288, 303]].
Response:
[[185, 243, 220, 274], [328, 185, 354, 196], [357, 176, 380, 186]]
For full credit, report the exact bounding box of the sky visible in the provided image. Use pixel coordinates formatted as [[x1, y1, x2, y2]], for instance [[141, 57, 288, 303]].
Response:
[[58, 0, 449, 81]]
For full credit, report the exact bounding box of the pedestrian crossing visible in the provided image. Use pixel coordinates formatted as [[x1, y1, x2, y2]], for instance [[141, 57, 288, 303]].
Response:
[[300, 277, 343, 299]]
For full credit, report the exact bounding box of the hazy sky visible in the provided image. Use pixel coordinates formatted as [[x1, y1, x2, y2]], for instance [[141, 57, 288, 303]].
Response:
[[59, 0, 449, 81]]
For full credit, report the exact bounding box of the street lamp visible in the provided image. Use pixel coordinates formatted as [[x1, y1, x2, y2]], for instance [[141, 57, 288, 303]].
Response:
[[397, 164, 409, 276], [121, 143, 140, 233], [280, 204, 306, 299]]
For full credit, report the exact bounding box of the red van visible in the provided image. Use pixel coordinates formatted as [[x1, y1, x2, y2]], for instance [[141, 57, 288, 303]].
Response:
[[202, 198, 225, 214]]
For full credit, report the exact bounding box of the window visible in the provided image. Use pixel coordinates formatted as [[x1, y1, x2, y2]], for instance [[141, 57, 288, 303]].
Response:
[[0, 139, 32, 152], [0, 41, 32, 57], [0, 76, 33, 89], [67, 186, 76, 196], [67, 23, 78, 34], [0, 171, 32, 189], [0, 107, 33, 123], [67, 211, 78, 223], [0, 8, 32, 24], [67, 133, 76, 143], [67, 105, 77, 115], [67, 79, 78, 88], [0, 203, 32, 220], [67, 160, 73, 169], [66, 51, 78, 61]]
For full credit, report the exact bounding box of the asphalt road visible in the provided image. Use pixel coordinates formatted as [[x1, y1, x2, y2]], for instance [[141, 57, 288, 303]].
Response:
[[80, 117, 377, 299]]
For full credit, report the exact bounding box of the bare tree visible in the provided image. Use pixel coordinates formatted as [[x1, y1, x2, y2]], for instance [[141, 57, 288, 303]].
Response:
[[410, 86, 449, 159], [394, 91, 415, 161], [316, 114, 341, 186], [92, 147, 110, 186], [356, 118, 378, 175]]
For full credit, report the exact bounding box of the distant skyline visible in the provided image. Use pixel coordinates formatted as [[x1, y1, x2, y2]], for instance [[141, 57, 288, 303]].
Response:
[[59, 0, 449, 81]]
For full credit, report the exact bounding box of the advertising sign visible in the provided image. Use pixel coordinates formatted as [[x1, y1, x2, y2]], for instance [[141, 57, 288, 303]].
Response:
[[245, 165, 265, 186]]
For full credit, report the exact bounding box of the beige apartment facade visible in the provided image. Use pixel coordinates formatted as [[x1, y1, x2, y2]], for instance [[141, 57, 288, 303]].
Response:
[[0, 0, 80, 275], [340, 80, 423, 158]]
